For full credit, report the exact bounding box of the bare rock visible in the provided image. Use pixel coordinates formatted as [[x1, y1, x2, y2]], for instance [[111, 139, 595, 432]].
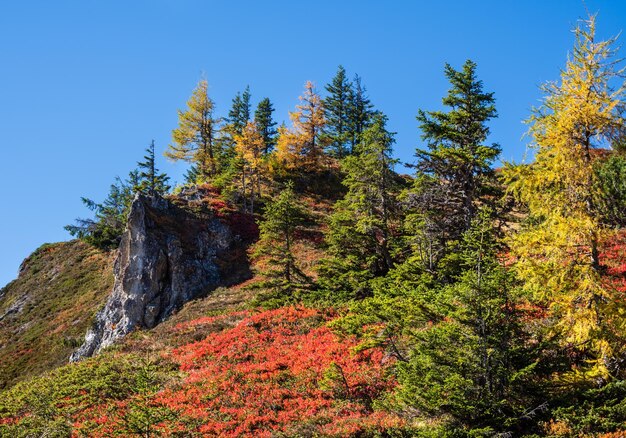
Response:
[[70, 192, 249, 361]]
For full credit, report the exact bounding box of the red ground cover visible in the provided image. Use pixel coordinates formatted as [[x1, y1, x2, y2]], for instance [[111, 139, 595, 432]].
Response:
[[73, 307, 402, 437]]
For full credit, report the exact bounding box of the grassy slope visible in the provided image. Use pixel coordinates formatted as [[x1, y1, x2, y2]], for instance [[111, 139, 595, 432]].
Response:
[[0, 181, 408, 436], [0, 182, 328, 391], [0, 240, 114, 389], [0, 288, 404, 437]]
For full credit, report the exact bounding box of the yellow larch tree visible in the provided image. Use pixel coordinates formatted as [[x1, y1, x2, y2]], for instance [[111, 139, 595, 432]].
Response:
[[275, 124, 299, 170], [505, 15, 626, 380], [275, 81, 330, 171], [165, 80, 221, 179], [234, 121, 265, 213]]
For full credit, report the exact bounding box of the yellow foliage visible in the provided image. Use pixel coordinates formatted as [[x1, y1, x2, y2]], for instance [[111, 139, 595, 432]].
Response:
[[275, 125, 300, 170], [274, 81, 329, 171], [235, 121, 265, 174], [165, 79, 220, 178], [505, 15, 626, 380], [234, 121, 266, 210], [542, 419, 572, 436]]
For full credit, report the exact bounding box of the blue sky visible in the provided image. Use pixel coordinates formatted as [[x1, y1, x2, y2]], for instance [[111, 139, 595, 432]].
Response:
[[1, 0, 625, 287]]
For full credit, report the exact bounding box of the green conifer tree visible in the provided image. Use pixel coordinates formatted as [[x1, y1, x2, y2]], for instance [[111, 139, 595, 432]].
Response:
[[594, 153, 626, 226], [254, 97, 278, 154], [136, 140, 170, 196], [65, 172, 137, 249], [318, 114, 401, 299], [324, 65, 353, 158], [253, 183, 310, 306], [348, 74, 375, 152], [183, 164, 200, 185], [396, 210, 530, 434], [227, 86, 252, 135], [411, 60, 500, 273], [216, 86, 254, 187]]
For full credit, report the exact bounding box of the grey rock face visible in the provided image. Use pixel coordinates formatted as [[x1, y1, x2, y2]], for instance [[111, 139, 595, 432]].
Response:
[[70, 192, 248, 361]]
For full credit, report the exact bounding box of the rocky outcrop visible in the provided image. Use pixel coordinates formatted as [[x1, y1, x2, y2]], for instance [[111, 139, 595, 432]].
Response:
[[70, 191, 250, 361]]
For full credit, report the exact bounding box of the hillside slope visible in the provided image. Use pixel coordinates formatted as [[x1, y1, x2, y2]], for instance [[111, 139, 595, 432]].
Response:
[[0, 241, 114, 388], [0, 298, 404, 437]]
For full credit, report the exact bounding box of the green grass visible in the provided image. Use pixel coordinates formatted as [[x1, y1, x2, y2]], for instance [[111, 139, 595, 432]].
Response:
[[0, 240, 114, 389]]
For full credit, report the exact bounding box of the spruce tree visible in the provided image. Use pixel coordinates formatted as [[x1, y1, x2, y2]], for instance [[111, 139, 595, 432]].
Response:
[[396, 210, 529, 434], [241, 86, 251, 125], [165, 80, 222, 179], [137, 140, 170, 196], [183, 165, 200, 185], [411, 60, 500, 272], [595, 153, 626, 227], [253, 183, 309, 306], [348, 74, 375, 152], [228, 86, 252, 136], [254, 97, 277, 154], [318, 114, 401, 299], [65, 172, 138, 249], [228, 93, 243, 133], [324, 65, 353, 158], [217, 86, 253, 185]]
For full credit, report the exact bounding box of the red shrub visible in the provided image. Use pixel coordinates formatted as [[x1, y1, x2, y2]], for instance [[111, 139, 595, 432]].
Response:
[[600, 232, 626, 292], [69, 307, 401, 436], [224, 212, 259, 242]]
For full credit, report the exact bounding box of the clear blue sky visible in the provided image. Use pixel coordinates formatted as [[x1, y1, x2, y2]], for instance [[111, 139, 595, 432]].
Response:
[[1, 0, 625, 287]]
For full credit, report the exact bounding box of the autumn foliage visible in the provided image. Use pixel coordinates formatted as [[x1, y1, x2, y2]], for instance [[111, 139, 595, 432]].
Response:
[[153, 307, 402, 436], [1, 308, 402, 437]]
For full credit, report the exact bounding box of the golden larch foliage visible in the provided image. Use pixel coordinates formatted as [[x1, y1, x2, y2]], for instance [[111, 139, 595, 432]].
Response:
[[275, 81, 330, 171], [165, 79, 220, 178], [504, 15, 626, 380], [234, 121, 266, 212]]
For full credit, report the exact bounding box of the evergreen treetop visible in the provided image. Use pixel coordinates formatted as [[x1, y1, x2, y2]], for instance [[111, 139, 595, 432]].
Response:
[[137, 140, 170, 196], [324, 65, 353, 158], [228, 86, 252, 136], [318, 114, 401, 299], [252, 182, 311, 306], [410, 60, 500, 272], [348, 74, 375, 152], [254, 97, 278, 154]]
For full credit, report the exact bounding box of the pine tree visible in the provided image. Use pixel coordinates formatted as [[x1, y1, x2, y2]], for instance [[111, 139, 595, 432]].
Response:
[[324, 65, 353, 158], [254, 97, 278, 154], [348, 74, 375, 152], [136, 140, 170, 196], [252, 183, 310, 306], [165, 80, 222, 179], [504, 15, 626, 379], [276, 81, 330, 170], [318, 114, 401, 299], [411, 60, 500, 273]]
